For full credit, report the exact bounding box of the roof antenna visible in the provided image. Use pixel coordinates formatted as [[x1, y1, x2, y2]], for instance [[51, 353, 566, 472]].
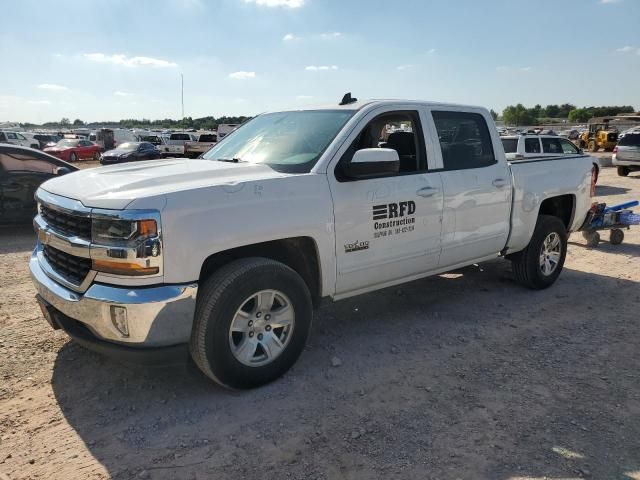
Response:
[[339, 92, 357, 105]]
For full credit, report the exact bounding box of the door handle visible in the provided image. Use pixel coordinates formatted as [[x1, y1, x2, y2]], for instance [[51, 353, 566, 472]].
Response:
[[416, 186, 440, 198], [492, 178, 509, 188]]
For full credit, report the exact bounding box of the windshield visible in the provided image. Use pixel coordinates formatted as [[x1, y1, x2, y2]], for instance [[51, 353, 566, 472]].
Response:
[[117, 142, 139, 151], [202, 110, 354, 173], [141, 136, 161, 144], [170, 133, 191, 140], [56, 139, 79, 147]]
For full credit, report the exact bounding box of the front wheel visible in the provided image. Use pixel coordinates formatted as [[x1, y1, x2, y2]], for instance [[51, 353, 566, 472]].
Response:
[[510, 215, 568, 289], [589, 141, 598, 152], [69, 152, 78, 162], [190, 258, 312, 389]]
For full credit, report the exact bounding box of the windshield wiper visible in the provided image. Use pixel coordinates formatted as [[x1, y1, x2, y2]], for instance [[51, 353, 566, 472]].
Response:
[[217, 158, 244, 163]]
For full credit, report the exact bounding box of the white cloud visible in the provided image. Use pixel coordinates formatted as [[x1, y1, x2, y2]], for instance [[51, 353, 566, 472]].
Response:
[[519, 66, 532, 72], [496, 66, 532, 72], [37, 84, 68, 91], [600, 0, 623, 4], [496, 66, 509, 71], [616, 45, 640, 54], [319, 31, 341, 39], [305, 65, 338, 71], [229, 71, 256, 79], [27, 100, 51, 105], [243, 0, 304, 7], [283, 33, 296, 41], [84, 53, 177, 68], [113, 91, 133, 97], [427, 48, 436, 54], [396, 64, 414, 71]]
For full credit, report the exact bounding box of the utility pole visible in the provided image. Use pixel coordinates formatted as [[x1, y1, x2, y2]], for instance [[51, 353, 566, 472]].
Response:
[[181, 73, 184, 131]]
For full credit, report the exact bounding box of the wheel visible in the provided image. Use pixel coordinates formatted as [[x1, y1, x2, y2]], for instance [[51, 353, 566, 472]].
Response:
[[510, 215, 568, 289], [31, 144, 40, 149], [588, 141, 598, 152], [93, 151, 100, 161], [190, 257, 312, 389], [584, 231, 600, 248], [610, 228, 624, 245], [617, 166, 630, 177], [69, 152, 78, 162]]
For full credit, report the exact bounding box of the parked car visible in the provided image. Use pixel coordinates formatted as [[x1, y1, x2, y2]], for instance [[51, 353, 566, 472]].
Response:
[[138, 134, 168, 148], [30, 98, 595, 390], [613, 131, 640, 177], [100, 142, 162, 164], [0, 145, 77, 224], [158, 132, 197, 157], [33, 134, 62, 150], [19, 132, 43, 149], [184, 133, 217, 158], [216, 123, 239, 140], [501, 134, 600, 181], [44, 139, 102, 162], [0, 131, 37, 148]]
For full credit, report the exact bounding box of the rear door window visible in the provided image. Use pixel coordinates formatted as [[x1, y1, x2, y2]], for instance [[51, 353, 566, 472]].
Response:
[[432, 111, 496, 170], [524, 138, 541, 153]]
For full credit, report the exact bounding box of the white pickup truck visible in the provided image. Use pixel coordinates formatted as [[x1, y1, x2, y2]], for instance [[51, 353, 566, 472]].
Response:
[[30, 98, 595, 389], [158, 132, 197, 157], [183, 133, 217, 158]]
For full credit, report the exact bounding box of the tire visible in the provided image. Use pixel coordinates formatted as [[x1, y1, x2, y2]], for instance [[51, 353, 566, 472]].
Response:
[[190, 257, 313, 389], [610, 228, 624, 245], [588, 141, 598, 153], [510, 215, 568, 289], [31, 144, 40, 149], [93, 151, 100, 161], [617, 166, 629, 177], [585, 231, 600, 248], [69, 152, 78, 162]]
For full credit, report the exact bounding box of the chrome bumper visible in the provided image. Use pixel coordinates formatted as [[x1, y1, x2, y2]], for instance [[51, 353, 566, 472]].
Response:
[[30, 249, 197, 347]]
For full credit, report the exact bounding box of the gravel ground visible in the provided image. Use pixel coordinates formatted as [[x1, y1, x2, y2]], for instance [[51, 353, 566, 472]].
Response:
[[1, 163, 639, 480]]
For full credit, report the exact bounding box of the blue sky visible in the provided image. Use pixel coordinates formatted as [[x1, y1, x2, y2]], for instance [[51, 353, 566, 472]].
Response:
[[1, 0, 639, 123]]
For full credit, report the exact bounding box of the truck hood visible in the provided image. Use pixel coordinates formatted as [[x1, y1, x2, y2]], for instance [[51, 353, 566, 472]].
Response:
[[40, 158, 287, 210]]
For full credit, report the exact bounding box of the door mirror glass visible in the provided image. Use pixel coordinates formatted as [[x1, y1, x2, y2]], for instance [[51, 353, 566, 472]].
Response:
[[55, 166, 72, 176], [344, 148, 399, 179]]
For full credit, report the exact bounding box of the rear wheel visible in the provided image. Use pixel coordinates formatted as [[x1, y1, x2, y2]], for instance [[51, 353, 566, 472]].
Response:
[[588, 141, 598, 152], [69, 152, 78, 162], [511, 215, 567, 289], [93, 151, 100, 161], [190, 258, 312, 389], [617, 166, 630, 177], [584, 231, 600, 248], [610, 228, 624, 245]]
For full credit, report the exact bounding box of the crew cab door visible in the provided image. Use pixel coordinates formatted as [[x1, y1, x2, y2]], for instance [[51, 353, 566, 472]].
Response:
[[428, 109, 511, 266], [327, 108, 444, 296]]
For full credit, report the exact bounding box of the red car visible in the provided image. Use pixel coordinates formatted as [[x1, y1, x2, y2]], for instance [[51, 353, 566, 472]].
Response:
[[44, 139, 101, 162]]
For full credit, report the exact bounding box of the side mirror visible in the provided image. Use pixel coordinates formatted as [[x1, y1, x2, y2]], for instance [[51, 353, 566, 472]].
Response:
[[343, 148, 399, 179], [55, 167, 72, 176], [578, 148, 584, 154]]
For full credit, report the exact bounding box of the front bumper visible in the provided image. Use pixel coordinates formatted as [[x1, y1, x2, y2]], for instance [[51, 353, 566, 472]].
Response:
[[30, 249, 198, 348]]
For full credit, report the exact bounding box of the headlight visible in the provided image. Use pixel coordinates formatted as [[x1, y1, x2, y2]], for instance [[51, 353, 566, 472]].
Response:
[[90, 212, 162, 276]]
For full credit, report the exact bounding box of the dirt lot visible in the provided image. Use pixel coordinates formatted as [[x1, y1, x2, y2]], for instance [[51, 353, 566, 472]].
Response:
[[1, 162, 639, 480]]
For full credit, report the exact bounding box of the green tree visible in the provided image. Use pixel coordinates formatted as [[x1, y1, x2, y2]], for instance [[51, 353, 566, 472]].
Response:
[[489, 109, 498, 121], [60, 117, 70, 127], [568, 108, 592, 123], [502, 104, 537, 126], [72, 118, 84, 126], [544, 105, 560, 118], [558, 104, 576, 118]]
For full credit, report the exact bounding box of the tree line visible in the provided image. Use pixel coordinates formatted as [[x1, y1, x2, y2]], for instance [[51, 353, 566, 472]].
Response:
[[497, 104, 636, 126], [19, 115, 252, 131]]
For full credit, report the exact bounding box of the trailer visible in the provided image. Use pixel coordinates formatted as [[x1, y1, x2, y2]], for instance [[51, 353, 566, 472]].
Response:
[[580, 200, 640, 247]]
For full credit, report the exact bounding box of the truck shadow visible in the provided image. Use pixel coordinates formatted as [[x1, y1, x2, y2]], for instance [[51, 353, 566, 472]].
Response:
[[50, 260, 640, 479], [0, 223, 36, 254], [595, 184, 631, 196]]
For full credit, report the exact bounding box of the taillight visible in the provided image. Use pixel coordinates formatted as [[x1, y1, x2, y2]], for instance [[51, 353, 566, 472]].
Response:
[[613, 146, 618, 154], [590, 166, 597, 197]]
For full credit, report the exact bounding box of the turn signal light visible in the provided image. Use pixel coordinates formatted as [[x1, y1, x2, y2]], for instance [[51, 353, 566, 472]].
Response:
[[92, 259, 159, 276]]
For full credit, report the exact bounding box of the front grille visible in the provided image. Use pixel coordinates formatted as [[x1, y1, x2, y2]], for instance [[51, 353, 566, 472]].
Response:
[[43, 245, 91, 285], [40, 204, 91, 239]]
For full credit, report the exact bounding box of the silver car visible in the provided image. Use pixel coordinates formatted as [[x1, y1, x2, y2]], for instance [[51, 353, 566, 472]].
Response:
[[613, 132, 640, 176]]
